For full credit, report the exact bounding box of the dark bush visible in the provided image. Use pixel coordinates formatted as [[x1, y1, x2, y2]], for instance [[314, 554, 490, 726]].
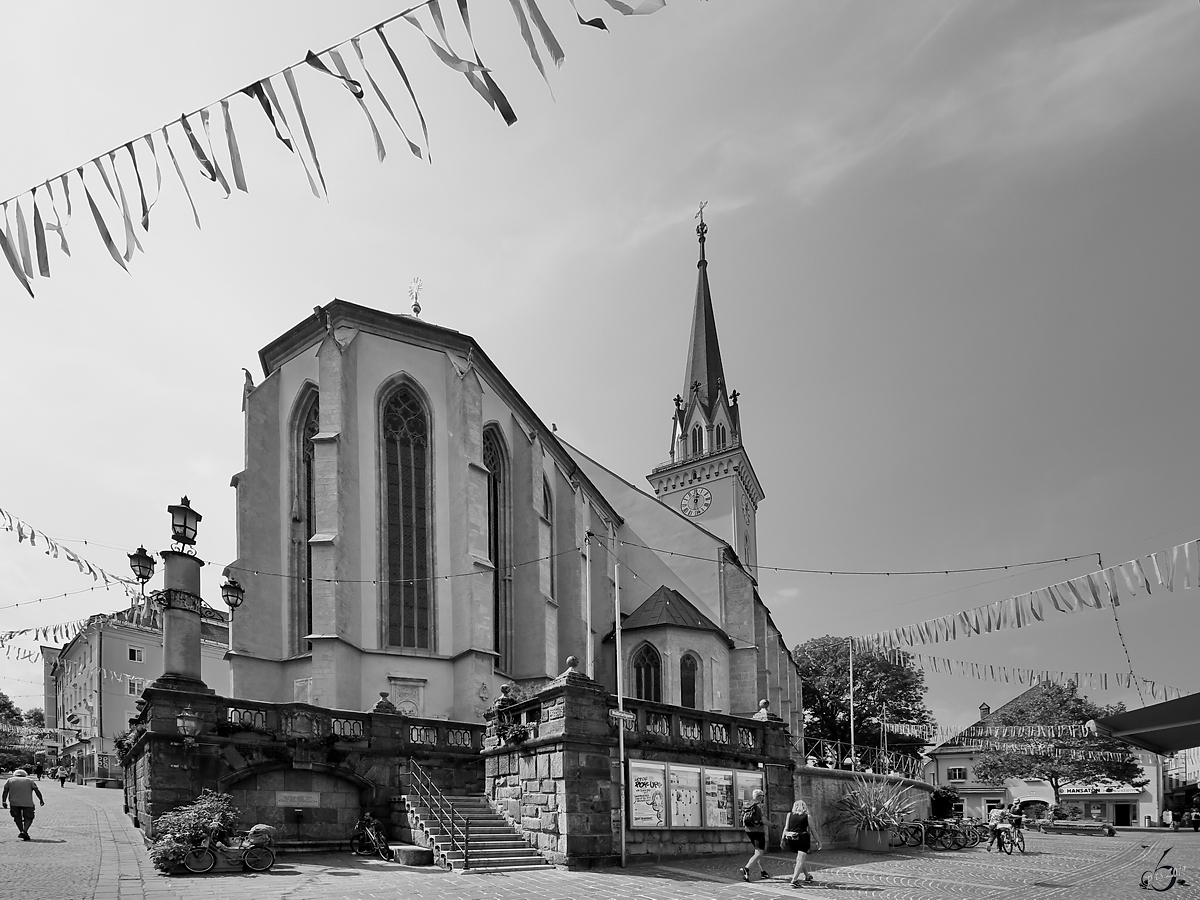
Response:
[[147, 789, 241, 873]]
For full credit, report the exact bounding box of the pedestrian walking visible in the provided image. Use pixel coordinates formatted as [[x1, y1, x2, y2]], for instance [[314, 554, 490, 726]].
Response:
[[739, 788, 770, 881], [782, 799, 821, 886], [2, 769, 45, 841], [33, 763, 44, 781], [56, 766, 67, 788]]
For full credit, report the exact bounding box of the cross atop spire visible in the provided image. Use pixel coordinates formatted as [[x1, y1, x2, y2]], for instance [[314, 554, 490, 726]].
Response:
[[682, 207, 726, 415]]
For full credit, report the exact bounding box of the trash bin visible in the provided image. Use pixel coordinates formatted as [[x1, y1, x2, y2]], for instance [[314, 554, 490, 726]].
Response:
[[1146, 816, 1153, 827]]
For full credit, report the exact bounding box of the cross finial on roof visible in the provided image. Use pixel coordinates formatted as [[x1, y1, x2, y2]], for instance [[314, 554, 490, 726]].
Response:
[[695, 201, 708, 261], [691, 380, 701, 394], [730, 389, 740, 405], [673, 393, 684, 409]]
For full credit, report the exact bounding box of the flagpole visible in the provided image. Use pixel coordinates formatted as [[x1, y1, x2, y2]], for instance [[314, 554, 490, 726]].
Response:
[[849, 637, 856, 771]]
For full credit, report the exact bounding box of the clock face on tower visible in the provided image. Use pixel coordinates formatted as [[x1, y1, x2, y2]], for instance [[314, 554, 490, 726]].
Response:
[[681, 487, 712, 517]]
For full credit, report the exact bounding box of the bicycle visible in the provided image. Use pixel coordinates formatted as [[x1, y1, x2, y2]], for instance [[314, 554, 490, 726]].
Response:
[[349, 812, 394, 861], [993, 822, 1024, 855], [182, 824, 276, 873]]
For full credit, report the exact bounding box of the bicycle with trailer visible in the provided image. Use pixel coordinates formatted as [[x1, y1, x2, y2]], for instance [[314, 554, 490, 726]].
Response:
[[182, 822, 276, 873]]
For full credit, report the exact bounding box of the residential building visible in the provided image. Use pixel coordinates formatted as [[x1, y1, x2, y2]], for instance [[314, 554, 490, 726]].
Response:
[[226, 225, 802, 734], [48, 606, 229, 784], [924, 688, 1161, 826]]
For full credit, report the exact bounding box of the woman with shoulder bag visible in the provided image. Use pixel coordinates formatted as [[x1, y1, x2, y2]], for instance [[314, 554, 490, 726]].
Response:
[[782, 799, 820, 886]]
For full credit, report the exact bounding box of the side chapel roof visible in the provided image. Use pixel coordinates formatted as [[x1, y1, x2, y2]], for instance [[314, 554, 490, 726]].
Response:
[[603, 584, 734, 647]]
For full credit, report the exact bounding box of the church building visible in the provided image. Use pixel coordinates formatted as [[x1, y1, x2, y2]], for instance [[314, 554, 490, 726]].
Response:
[[226, 221, 802, 738]]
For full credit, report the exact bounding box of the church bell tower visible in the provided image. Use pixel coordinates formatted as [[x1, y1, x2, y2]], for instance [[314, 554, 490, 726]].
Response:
[[646, 210, 765, 576]]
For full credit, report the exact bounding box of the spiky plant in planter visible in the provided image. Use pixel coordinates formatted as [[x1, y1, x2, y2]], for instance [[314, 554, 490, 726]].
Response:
[[833, 776, 915, 848]]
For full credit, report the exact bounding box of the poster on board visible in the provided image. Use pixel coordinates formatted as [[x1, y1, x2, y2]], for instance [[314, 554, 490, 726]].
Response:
[[629, 760, 667, 828], [669, 765, 703, 828], [735, 769, 764, 824], [704, 767, 735, 828]]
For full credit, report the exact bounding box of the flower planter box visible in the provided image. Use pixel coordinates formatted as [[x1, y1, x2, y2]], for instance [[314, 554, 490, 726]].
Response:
[[856, 829, 892, 852]]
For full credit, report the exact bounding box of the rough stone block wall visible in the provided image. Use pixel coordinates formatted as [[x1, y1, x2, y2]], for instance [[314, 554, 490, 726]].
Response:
[[227, 769, 362, 840]]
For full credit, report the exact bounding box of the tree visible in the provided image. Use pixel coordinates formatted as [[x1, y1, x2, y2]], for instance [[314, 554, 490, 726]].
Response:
[[969, 680, 1146, 805], [0, 690, 22, 726], [23, 708, 44, 728], [793, 635, 935, 759], [930, 784, 961, 818]]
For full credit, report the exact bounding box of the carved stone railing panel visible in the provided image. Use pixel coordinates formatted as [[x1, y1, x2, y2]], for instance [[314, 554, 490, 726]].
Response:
[[409, 724, 439, 746], [227, 706, 269, 731], [679, 717, 703, 742], [709, 721, 730, 745]]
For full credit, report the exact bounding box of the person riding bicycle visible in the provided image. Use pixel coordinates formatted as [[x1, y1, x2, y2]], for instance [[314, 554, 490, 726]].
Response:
[[1008, 803, 1025, 834], [986, 806, 1010, 852]]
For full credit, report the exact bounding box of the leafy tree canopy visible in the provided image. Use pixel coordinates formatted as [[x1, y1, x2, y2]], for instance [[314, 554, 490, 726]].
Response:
[[969, 680, 1146, 804], [0, 690, 22, 726], [793, 635, 934, 756], [23, 708, 45, 728]]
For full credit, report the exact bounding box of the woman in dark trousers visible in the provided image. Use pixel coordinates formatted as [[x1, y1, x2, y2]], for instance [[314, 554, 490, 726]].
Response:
[[783, 799, 820, 886]]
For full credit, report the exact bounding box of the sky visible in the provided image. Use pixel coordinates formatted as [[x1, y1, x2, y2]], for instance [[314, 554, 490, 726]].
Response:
[[2, 1, 1200, 740]]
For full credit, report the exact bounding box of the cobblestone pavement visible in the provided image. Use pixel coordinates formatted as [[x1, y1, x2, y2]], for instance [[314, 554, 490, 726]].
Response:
[[5, 780, 1200, 900]]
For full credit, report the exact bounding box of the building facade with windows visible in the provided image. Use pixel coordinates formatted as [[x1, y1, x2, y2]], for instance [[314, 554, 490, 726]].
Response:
[[924, 694, 1162, 826], [48, 608, 229, 784], [226, 228, 802, 735]]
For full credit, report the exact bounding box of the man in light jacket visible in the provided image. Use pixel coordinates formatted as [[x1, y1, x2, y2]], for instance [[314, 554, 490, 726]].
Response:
[[2, 769, 45, 841]]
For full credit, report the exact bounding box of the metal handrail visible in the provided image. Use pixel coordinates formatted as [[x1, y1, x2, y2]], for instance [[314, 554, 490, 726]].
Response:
[[794, 736, 925, 780], [408, 759, 472, 870]]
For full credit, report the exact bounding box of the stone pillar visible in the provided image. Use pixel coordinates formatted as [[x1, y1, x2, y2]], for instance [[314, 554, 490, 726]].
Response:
[[153, 551, 212, 693]]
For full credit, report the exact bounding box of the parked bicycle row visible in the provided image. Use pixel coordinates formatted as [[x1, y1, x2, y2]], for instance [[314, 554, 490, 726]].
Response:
[[890, 818, 1025, 854]]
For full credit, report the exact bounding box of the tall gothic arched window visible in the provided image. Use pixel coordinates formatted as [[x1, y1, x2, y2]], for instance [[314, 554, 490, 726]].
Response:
[[383, 385, 432, 649], [680, 654, 699, 709], [484, 428, 513, 672], [543, 475, 555, 600], [691, 425, 703, 456], [296, 395, 319, 652], [632, 643, 662, 703], [715, 423, 727, 450]]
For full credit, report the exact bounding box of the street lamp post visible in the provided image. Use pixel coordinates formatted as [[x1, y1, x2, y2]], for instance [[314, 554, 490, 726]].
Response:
[[152, 497, 213, 693]]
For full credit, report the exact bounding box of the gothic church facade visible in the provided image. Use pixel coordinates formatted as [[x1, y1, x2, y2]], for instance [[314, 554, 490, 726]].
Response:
[[226, 227, 801, 737]]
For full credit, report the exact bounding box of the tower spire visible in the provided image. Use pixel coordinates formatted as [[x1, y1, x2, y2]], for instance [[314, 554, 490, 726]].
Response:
[[682, 202, 725, 413]]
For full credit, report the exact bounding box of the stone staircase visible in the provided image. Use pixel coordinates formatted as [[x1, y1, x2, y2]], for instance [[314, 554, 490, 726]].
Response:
[[403, 793, 551, 872]]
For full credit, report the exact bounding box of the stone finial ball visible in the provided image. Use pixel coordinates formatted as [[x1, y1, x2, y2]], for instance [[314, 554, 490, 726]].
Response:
[[759, 699, 770, 710], [500, 683, 512, 696], [566, 655, 579, 669]]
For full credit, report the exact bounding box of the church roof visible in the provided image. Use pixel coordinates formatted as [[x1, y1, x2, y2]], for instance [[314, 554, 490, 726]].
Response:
[[682, 230, 727, 416], [604, 584, 734, 646]]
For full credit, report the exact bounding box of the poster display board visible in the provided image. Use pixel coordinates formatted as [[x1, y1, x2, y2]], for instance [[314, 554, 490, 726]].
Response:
[[704, 767, 736, 828], [629, 760, 668, 828], [669, 765, 703, 828], [735, 770, 764, 825], [626, 762, 759, 829]]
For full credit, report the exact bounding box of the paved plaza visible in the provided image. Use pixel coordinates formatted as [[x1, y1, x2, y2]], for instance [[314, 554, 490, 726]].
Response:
[[3, 781, 1199, 900]]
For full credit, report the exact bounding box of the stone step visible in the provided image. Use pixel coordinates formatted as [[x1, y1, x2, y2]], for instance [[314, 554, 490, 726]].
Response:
[[444, 847, 544, 861]]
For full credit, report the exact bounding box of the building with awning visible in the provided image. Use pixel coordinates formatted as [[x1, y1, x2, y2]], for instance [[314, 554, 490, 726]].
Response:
[[1093, 695, 1200, 818], [1092, 693, 1200, 756]]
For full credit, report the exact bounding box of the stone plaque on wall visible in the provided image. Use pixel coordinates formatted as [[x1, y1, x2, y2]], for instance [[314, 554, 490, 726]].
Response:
[[276, 791, 321, 808], [389, 676, 425, 716]]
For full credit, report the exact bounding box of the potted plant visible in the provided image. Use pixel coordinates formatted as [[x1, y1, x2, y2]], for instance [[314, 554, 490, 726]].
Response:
[[833, 775, 915, 852]]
